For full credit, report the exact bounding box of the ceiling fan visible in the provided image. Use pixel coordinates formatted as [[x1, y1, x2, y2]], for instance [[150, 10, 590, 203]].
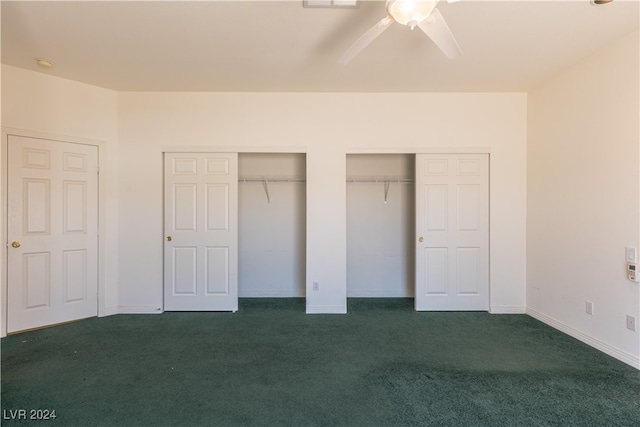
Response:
[[339, 0, 462, 64]]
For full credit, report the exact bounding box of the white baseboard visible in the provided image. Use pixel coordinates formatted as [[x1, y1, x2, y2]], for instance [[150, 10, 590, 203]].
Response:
[[117, 306, 164, 314], [101, 306, 120, 317], [239, 291, 304, 298], [347, 291, 413, 298], [490, 305, 527, 314], [306, 305, 347, 314], [527, 307, 640, 370]]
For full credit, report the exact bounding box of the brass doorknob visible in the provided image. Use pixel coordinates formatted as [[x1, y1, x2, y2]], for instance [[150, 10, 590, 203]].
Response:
[[166, 236, 172, 242], [418, 237, 424, 243], [11, 241, 21, 248]]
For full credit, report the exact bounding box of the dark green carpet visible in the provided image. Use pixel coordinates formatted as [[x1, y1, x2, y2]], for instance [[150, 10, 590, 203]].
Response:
[[2, 298, 639, 426]]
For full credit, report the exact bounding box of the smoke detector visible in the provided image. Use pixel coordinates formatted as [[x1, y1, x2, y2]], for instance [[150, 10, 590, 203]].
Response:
[[36, 59, 54, 69]]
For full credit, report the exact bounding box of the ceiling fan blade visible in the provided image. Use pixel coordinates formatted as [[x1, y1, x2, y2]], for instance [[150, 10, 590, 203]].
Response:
[[339, 16, 393, 64], [417, 8, 462, 59]]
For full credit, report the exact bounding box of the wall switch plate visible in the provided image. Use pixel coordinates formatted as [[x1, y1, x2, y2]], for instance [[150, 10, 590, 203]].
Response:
[[626, 315, 637, 332], [585, 301, 594, 315], [625, 247, 637, 263]]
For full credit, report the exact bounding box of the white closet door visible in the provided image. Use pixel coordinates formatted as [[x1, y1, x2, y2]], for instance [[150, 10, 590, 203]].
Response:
[[164, 153, 238, 311], [415, 154, 489, 311], [7, 135, 99, 332]]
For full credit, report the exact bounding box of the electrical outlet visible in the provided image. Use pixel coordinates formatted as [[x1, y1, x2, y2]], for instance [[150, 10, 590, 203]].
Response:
[[626, 315, 637, 332], [585, 301, 594, 315], [313, 281, 319, 291]]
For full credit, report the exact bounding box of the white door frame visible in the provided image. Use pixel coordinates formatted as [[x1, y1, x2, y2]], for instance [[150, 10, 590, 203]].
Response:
[[415, 153, 490, 311], [345, 148, 491, 310], [1, 128, 108, 337], [163, 152, 239, 311], [160, 146, 307, 311]]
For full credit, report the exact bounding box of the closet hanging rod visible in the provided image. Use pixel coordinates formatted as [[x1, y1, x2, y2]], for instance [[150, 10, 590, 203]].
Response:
[[346, 178, 414, 183], [239, 178, 306, 183], [238, 178, 414, 183]]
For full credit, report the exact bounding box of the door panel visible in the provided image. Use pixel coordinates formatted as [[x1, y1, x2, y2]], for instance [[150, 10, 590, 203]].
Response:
[[415, 154, 489, 311], [206, 247, 229, 294], [206, 184, 229, 230], [425, 248, 447, 294], [173, 247, 197, 295], [24, 252, 51, 308], [426, 185, 447, 231], [457, 247, 480, 294], [7, 135, 98, 332], [164, 153, 238, 311], [174, 184, 197, 231], [64, 181, 87, 233], [457, 185, 480, 231], [63, 249, 87, 302]]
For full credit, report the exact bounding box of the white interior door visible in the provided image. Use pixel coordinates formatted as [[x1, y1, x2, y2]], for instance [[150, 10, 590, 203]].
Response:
[[7, 135, 98, 333], [415, 154, 489, 311], [164, 153, 238, 311]]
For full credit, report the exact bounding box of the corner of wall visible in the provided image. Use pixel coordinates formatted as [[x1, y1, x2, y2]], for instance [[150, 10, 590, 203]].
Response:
[[526, 30, 640, 368]]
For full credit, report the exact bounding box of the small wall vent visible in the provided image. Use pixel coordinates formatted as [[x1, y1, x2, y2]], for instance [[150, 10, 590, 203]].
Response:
[[303, 0, 359, 9]]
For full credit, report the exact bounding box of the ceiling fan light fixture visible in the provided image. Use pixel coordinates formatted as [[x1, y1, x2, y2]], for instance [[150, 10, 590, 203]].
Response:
[[386, 0, 439, 27]]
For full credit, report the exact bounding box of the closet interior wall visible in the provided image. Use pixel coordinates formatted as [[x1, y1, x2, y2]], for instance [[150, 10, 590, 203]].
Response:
[[346, 154, 415, 297], [238, 153, 306, 297]]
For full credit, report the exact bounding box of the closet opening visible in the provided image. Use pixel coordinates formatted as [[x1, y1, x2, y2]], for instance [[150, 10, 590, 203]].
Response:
[[238, 153, 307, 301], [346, 154, 415, 302]]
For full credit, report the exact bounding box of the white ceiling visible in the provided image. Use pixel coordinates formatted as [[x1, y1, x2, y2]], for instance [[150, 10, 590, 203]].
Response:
[[2, 0, 639, 92]]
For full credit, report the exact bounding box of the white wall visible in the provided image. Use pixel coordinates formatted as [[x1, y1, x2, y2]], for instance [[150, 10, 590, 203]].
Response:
[[117, 91, 528, 314], [0, 65, 120, 331], [0, 68, 528, 319], [4, 36, 637, 368], [527, 30, 640, 368]]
